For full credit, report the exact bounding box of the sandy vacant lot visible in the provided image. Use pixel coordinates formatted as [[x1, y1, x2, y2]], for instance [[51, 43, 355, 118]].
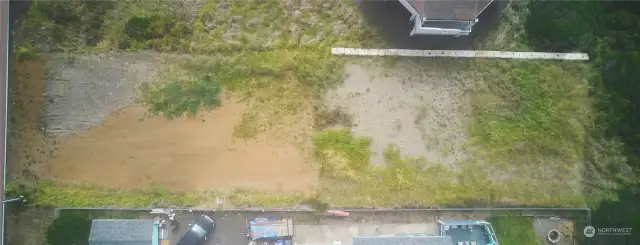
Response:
[[9, 55, 319, 192], [325, 61, 472, 166], [9, 54, 476, 193]]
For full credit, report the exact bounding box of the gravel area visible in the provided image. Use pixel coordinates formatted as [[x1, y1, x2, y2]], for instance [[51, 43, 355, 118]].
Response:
[[42, 53, 167, 136], [324, 61, 472, 167]]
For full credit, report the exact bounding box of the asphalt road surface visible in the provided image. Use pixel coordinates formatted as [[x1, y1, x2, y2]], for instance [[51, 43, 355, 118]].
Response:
[[171, 211, 254, 245]]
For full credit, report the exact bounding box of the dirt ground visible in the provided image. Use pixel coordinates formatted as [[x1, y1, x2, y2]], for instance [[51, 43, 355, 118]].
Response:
[[6, 59, 55, 181], [8, 55, 472, 192], [325, 61, 472, 166], [8, 57, 319, 192], [46, 98, 318, 192]]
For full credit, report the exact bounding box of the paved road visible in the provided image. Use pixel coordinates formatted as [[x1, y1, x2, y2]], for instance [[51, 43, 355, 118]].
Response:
[[0, 1, 10, 245], [171, 211, 253, 245]]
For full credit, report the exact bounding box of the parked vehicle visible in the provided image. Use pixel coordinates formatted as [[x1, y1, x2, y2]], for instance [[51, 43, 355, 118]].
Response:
[[245, 217, 294, 241], [177, 215, 215, 245]]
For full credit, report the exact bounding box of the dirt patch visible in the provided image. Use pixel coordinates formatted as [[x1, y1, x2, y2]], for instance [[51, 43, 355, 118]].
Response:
[[7, 59, 55, 182], [42, 53, 168, 136], [45, 94, 318, 192], [324, 61, 472, 166]]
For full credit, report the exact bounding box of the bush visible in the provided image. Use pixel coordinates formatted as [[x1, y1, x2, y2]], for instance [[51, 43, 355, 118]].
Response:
[[46, 212, 92, 245], [312, 128, 372, 178], [141, 74, 222, 119]]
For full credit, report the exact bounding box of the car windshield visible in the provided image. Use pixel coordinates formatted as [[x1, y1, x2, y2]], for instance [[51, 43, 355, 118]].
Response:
[[192, 224, 206, 236]]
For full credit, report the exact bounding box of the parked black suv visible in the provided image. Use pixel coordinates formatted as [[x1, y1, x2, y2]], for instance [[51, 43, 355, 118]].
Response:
[[177, 215, 215, 245]]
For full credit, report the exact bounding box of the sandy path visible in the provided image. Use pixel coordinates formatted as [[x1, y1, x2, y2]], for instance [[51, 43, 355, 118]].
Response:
[[325, 62, 471, 166]]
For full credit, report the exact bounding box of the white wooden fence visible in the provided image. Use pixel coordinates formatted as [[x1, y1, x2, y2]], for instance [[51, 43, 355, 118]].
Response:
[[331, 48, 589, 61]]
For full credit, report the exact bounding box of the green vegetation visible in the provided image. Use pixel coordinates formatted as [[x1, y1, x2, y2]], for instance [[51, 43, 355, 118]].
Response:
[[489, 216, 540, 245], [12, 0, 637, 214], [141, 74, 221, 119], [46, 211, 92, 245], [470, 60, 591, 165], [5, 181, 310, 208], [174, 49, 345, 137], [312, 128, 585, 207], [45, 210, 152, 245], [523, 1, 640, 243], [313, 128, 372, 178], [7, 182, 208, 208]]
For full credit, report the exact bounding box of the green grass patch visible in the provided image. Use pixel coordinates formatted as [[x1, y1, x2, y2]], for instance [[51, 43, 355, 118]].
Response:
[[140, 74, 221, 119], [489, 216, 540, 245], [6, 181, 312, 208], [312, 128, 586, 208], [470, 60, 592, 165], [174, 49, 345, 137], [9, 181, 211, 208], [312, 128, 372, 178]]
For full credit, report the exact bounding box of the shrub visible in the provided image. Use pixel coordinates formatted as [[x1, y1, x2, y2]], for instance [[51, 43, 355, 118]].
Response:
[[141, 74, 222, 119], [46, 211, 92, 245]]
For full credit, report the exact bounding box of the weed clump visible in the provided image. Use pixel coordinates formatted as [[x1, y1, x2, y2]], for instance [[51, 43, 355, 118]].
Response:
[[313, 106, 354, 129], [141, 74, 221, 119], [312, 129, 371, 179]]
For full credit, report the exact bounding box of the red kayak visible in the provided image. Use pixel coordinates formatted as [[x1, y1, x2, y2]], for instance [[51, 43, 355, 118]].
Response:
[[324, 210, 350, 217]]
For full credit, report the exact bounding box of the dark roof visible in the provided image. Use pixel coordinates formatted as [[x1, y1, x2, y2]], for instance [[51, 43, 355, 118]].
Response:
[[438, 220, 490, 226], [88, 219, 154, 245], [408, 0, 494, 21], [353, 236, 455, 245]]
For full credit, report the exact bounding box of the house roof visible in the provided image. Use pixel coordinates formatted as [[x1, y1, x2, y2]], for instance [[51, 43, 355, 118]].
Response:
[[88, 219, 154, 245], [353, 236, 455, 245], [407, 0, 494, 21], [438, 220, 490, 226]]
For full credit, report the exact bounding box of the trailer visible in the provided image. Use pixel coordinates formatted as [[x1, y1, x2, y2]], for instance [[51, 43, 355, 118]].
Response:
[[246, 217, 294, 243]]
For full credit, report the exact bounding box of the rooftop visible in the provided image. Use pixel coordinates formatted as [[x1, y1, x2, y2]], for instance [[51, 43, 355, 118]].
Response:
[[354, 236, 454, 245], [88, 219, 155, 245], [407, 0, 494, 21], [438, 220, 498, 245]]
